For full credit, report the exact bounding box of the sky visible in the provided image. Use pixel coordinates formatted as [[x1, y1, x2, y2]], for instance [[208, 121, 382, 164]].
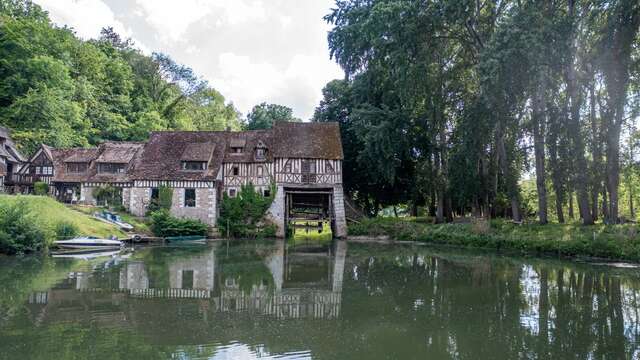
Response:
[[35, 0, 344, 120]]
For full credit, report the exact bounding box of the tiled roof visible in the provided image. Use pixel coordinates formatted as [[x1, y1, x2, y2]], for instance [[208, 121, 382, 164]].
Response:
[[272, 122, 343, 159], [181, 142, 215, 162], [95, 142, 145, 164]]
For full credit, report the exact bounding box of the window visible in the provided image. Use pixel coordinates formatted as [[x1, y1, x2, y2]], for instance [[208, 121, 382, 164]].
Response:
[[66, 162, 88, 173], [263, 188, 270, 197], [181, 270, 194, 289], [42, 166, 53, 175], [232, 166, 239, 176], [97, 163, 125, 174], [231, 147, 243, 153], [35, 167, 41, 175], [184, 189, 196, 207], [283, 160, 291, 173], [182, 161, 207, 171], [326, 161, 334, 174], [256, 148, 265, 160], [151, 188, 159, 201], [228, 188, 237, 198], [301, 160, 316, 174], [257, 165, 264, 176]]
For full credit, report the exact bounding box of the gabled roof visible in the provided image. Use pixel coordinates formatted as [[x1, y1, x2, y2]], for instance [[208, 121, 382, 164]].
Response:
[[63, 149, 98, 163], [95, 142, 145, 164], [0, 126, 26, 163], [52, 142, 144, 183], [272, 122, 343, 160], [131, 132, 226, 181], [181, 142, 215, 162], [224, 130, 273, 163]]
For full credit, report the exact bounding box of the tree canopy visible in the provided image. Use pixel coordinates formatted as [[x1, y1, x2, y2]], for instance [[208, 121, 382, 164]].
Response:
[[0, 0, 241, 154], [315, 0, 640, 224], [245, 102, 300, 130]]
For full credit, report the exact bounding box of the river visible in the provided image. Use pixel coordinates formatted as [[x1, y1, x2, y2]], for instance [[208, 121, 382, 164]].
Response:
[[0, 239, 638, 359]]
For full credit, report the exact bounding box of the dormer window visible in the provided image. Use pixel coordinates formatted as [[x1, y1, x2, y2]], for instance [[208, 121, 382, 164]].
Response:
[[182, 161, 207, 171], [66, 162, 88, 173], [98, 163, 125, 174], [255, 140, 267, 161], [231, 147, 243, 154]]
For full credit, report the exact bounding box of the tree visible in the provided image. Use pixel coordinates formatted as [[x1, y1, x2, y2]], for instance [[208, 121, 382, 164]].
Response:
[[245, 102, 300, 130]]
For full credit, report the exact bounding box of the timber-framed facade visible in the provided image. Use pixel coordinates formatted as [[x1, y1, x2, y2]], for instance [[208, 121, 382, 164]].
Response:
[[6, 122, 346, 237]]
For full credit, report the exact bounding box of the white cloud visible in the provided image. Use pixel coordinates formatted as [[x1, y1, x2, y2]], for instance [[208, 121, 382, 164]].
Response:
[[213, 52, 342, 120], [133, 0, 266, 42], [37, 0, 128, 39]]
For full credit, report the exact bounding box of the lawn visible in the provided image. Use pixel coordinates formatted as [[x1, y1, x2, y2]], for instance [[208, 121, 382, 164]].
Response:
[[70, 204, 151, 234], [0, 195, 127, 244], [348, 217, 640, 262]]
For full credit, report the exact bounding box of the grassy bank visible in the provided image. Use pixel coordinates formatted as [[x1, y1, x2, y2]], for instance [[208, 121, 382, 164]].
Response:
[[70, 205, 151, 234], [0, 195, 127, 246], [348, 217, 640, 262]]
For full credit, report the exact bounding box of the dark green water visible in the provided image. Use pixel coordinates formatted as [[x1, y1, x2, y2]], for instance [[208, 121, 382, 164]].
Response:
[[1, 240, 639, 359]]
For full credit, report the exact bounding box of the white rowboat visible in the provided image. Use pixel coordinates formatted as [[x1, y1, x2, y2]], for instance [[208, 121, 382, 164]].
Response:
[[54, 237, 123, 249]]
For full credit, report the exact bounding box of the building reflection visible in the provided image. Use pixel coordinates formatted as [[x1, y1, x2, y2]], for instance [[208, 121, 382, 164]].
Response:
[[27, 239, 347, 323]]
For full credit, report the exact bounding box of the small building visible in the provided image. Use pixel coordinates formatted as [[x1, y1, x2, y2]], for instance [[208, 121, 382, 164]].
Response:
[[0, 126, 27, 193]]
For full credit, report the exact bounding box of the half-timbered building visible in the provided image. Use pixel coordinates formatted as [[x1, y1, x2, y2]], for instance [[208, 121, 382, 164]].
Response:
[[0, 126, 27, 193], [9, 122, 346, 237]]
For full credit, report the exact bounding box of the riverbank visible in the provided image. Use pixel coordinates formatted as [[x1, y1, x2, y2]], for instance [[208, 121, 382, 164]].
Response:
[[0, 195, 127, 248], [348, 217, 640, 262]]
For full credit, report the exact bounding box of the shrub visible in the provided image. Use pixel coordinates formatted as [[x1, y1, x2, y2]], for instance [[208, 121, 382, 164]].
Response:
[[217, 184, 275, 238], [147, 185, 173, 213], [55, 221, 78, 240], [93, 185, 122, 207], [0, 200, 46, 254], [33, 182, 49, 196], [150, 210, 208, 237]]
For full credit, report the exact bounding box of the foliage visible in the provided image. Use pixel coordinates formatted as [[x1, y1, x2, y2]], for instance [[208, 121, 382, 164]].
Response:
[[0, 199, 46, 254], [349, 217, 640, 262], [148, 185, 173, 213], [245, 102, 300, 130], [318, 0, 640, 225], [218, 184, 275, 238], [55, 221, 78, 239], [0, 195, 127, 243], [93, 185, 121, 207], [33, 181, 48, 195], [0, 1, 241, 154], [150, 209, 208, 237]]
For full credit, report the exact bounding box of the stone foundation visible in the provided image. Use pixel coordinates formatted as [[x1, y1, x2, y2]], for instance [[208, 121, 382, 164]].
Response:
[[332, 185, 348, 237], [266, 186, 286, 237], [170, 188, 217, 226]]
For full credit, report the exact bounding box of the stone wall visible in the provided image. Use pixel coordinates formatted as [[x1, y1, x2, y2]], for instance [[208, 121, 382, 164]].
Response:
[[332, 185, 347, 237], [170, 187, 217, 226], [128, 187, 150, 216], [266, 185, 286, 237], [80, 185, 96, 205]]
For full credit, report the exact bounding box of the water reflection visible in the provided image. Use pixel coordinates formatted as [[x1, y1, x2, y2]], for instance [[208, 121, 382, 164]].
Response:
[[1, 241, 640, 359]]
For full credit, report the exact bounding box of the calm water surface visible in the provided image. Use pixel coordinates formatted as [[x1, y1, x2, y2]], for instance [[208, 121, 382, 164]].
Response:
[[0, 240, 639, 359]]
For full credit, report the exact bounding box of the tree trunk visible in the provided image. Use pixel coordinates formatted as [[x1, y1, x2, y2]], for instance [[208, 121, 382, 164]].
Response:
[[568, 193, 574, 220], [566, 0, 593, 225], [606, 124, 621, 223], [589, 83, 602, 221], [497, 123, 521, 222], [532, 80, 548, 224]]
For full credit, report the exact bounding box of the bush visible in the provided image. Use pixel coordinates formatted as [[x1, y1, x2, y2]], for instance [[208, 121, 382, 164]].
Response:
[[218, 184, 275, 238], [93, 185, 122, 207], [33, 182, 49, 196], [0, 200, 46, 254], [150, 210, 208, 237], [55, 221, 78, 240], [147, 185, 173, 213]]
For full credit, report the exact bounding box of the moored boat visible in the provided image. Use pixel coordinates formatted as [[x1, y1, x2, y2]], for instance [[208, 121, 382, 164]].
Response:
[[54, 237, 123, 249], [93, 210, 134, 231]]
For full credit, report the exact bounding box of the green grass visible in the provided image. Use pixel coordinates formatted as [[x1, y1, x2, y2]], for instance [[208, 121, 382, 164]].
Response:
[[70, 205, 151, 234], [348, 217, 640, 262], [0, 195, 127, 244]]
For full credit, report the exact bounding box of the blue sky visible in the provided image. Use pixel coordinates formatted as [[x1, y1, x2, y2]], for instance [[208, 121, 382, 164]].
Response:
[[36, 0, 344, 120]]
